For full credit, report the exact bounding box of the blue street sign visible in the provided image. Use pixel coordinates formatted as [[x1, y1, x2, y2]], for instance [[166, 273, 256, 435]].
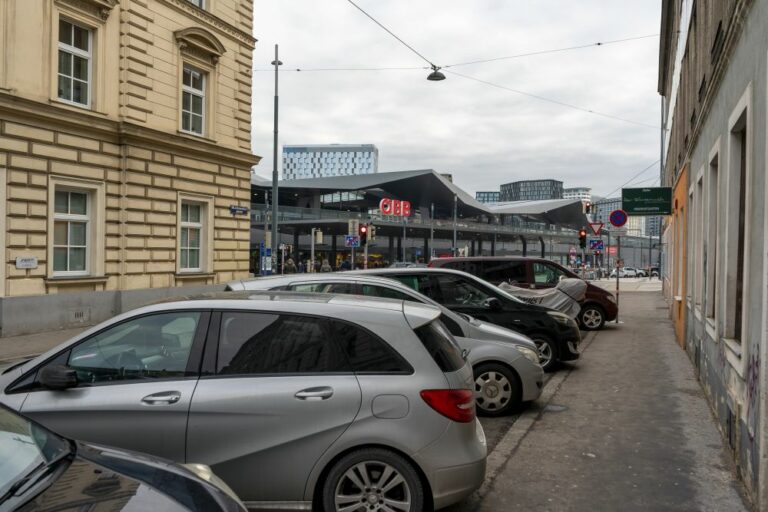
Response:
[[609, 209, 628, 228], [589, 239, 604, 251], [230, 205, 249, 216], [345, 235, 361, 248]]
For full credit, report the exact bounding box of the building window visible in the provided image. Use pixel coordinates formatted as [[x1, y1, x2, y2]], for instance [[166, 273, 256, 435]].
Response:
[[180, 202, 203, 271], [705, 153, 719, 320], [182, 65, 205, 136], [53, 190, 90, 275], [186, 0, 204, 7], [58, 19, 91, 107]]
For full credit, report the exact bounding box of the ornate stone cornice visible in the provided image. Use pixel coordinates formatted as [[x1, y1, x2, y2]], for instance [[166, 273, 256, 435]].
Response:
[[158, 0, 255, 47], [55, 0, 119, 21], [175, 27, 226, 65]]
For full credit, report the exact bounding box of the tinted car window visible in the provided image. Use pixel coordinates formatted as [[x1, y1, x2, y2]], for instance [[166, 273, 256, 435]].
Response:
[[414, 320, 465, 373], [217, 313, 351, 375], [361, 284, 416, 301], [483, 261, 527, 284], [434, 275, 492, 307], [330, 321, 411, 373], [441, 260, 481, 275], [289, 283, 355, 294], [68, 312, 200, 384], [439, 313, 465, 337], [533, 262, 566, 285], [390, 274, 440, 299]]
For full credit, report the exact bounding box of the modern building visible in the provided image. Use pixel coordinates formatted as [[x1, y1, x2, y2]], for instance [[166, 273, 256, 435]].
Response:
[[475, 191, 501, 203], [0, 0, 258, 336], [626, 217, 646, 237], [659, 0, 766, 504], [440, 173, 454, 183], [592, 197, 622, 225], [282, 144, 378, 180], [500, 179, 563, 201], [563, 187, 592, 201], [645, 216, 662, 237]]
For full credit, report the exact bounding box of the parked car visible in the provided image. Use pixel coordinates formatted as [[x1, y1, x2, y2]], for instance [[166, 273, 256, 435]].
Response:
[[228, 273, 544, 415], [635, 268, 648, 277], [349, 268, 581, 371], [610, 267, 638, 278], [390, 262, 428, 268], [428, 256, 618, 331], [0, 292, 486, 511], [0, 403, 245, 511]]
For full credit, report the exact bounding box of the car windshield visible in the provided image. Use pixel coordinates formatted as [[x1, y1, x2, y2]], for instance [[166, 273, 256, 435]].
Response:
[[0, 406, 71, 499]]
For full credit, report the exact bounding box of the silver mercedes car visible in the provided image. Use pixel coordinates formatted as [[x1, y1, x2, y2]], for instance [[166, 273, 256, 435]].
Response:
[[227, 274, 544, 416], [0, 292, 486, 511]]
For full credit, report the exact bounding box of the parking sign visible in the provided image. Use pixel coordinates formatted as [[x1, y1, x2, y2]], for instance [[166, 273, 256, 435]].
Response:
[[589, 239, 604, 251]]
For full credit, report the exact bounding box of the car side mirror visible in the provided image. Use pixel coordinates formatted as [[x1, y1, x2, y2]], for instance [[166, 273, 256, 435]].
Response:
[[39, 364, 78, 390], [485, 297, 502, 311]]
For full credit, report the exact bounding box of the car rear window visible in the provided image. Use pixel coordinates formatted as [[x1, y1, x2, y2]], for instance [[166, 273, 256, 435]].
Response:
[[414, 319, 465, 373]]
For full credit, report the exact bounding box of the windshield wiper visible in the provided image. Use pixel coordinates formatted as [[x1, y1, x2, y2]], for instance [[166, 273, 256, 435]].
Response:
[[0, 443, 74, 504]]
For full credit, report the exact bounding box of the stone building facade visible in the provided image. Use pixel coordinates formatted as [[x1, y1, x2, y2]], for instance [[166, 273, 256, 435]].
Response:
[[0, 0, 259, 334], [659, 0, 768, 505]]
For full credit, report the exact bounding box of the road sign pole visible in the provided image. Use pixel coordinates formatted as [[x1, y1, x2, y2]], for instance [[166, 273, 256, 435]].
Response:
[[310, 228, 315, 273], [615, 236, 621, 323], [364, 242, 369, 270], [351, 246, 355, 271]]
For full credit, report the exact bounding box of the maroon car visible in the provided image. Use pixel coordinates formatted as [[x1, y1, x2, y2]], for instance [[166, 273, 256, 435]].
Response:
[[428, 256, 618, 330]]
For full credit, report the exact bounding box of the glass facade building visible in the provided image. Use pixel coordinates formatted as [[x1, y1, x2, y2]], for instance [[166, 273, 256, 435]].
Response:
[[475, 191, 501, 203], [563, 187, 592, 201], [282, 144, 379, 180], [500, 180, 563, 201]]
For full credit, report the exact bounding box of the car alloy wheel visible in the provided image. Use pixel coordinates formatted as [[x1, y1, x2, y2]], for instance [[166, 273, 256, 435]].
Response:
[[580, 306, 605, 331], [532, 336, 557, 372], [323, 448, 423, 512], [474, 363, 520, 416]]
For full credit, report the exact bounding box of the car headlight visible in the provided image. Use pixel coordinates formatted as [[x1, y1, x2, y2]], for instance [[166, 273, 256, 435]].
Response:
[[517, 346, 540, 364], [547, 311, 572, 325], [607, 294, 617, 303], [183, 463, 243, 505]]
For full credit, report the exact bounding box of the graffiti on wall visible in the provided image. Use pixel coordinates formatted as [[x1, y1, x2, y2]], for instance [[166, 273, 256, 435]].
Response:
[[746, 351, 760, 441]]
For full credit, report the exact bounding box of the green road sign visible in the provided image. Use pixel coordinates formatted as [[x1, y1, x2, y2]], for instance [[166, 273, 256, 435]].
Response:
[[622, 187, 672, 215]]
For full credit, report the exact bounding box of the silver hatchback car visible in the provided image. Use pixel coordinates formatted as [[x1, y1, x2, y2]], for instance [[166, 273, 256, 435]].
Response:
[[0, 292, 486, 511], [228, 274, 544, 416]]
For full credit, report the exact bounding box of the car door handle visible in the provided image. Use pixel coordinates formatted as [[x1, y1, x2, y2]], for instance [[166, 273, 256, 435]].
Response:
[[141, 391, 181, 405], [295, 387, 334, 401]]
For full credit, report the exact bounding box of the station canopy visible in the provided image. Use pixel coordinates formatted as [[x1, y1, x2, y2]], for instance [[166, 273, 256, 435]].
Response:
[[251, 169, 588, 228]]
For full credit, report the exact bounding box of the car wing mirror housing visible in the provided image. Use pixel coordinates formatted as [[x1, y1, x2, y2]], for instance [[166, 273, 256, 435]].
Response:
[[39, 364, 78, 390], [485, 297, 502, 311]]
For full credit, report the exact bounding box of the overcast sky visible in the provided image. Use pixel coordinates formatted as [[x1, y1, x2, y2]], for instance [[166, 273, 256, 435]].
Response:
[[250, 1, 662, 199]]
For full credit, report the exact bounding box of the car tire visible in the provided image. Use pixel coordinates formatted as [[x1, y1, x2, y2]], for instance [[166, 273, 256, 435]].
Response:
[[474, 363, 521, 417], [580, 304, 605, 331], [531, 334, 558, 372], [322, 448, 425, 512]]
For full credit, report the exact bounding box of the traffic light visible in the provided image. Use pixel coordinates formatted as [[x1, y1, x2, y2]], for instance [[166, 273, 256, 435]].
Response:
[[369, 224, 376, 242], [578, 228, 587, 249], [359, 223, 368, 246], [583, 201, 592, 214]]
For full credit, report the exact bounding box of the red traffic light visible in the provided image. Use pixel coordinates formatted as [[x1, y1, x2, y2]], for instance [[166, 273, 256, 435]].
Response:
[[579, 229, 587, 238], [360, 225, 368, 233]]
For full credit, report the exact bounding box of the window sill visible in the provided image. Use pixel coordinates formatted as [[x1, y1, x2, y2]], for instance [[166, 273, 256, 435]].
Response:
[[177, 130, 217, 144], [49, 98, 108, 117], [45, 276, 108, 285], [175, 272, 215, 280], [721, 337, 744, 377], [705, 318, 717, 340]]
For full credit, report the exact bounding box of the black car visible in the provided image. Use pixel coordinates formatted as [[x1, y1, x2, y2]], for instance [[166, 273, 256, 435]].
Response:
[[354, 268, 580, 371], [0, 403, 246, 512]]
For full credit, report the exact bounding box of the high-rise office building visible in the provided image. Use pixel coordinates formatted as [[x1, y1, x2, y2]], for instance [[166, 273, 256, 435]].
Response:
[[593, 197, 622, 224], [283, 144, 379, 180], [563, 187, 592, 201], [500, 179, 563, 201]]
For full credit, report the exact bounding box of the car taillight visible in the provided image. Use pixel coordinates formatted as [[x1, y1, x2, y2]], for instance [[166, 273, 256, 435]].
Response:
[[420, 389, 475, 423]]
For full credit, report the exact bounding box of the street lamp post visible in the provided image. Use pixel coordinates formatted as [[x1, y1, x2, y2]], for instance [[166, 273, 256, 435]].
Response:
[[270, 45, 282, 257], [430, 203, 434, 261]]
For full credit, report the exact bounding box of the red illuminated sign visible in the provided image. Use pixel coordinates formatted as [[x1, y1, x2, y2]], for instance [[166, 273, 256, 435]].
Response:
[[379, 198, 411, 217]]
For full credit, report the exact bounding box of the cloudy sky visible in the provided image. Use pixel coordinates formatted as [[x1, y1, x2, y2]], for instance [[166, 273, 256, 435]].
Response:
[[250, 1, 662, 199]]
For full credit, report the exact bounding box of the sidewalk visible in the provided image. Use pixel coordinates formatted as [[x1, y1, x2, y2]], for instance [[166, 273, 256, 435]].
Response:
[[0, 327, 88, 364], [478, 291, 749, 511]]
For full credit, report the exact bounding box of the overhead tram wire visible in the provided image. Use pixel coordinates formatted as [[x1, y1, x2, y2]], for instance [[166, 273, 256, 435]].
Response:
[[445, 69, 660, 130], [600, 160, 661, 199], [251, 34, 660, 73]]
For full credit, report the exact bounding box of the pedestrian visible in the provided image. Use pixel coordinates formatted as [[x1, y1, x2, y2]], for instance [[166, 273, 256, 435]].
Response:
[[321, 259, 332, 272], [314, 259, 322, 273], [340, 258, 351, 271], [284, 258, 297, 274], [297, 260, 305, 273]]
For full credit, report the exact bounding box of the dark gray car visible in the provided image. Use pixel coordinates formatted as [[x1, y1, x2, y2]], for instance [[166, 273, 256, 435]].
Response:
[[228, 274, 544, 416], [0, 292, 486, 511]]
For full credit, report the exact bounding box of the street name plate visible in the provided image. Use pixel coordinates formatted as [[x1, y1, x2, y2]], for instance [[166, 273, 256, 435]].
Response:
[[622, 187, 672, 215], [15, 256, 38, 269]]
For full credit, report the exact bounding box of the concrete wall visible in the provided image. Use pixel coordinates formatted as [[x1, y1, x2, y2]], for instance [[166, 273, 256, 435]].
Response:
[[0, 282, 225, 337]]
